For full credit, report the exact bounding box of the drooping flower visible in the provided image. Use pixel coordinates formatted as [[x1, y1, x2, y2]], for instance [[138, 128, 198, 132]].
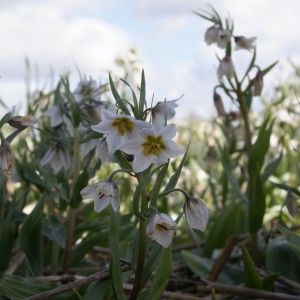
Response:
[[146, 212, 177, 248], [8, 115, 38, 129], [80, 180, 120, 213], [234, 36, 256, 51], [91, 109, 150, 153], [151, 100, 178, 129], [184, 197, 209, 231], [205, 25, 219, 45], [40, 145, 70, 174], [0, 138, 15, 176], [217, 29, 231, 49], [217, 56, 235, 80], [43, 105, 63, 127], [73, 79, 100, 102], [253, 69, 263, 96], [120, 124, 185, 173]]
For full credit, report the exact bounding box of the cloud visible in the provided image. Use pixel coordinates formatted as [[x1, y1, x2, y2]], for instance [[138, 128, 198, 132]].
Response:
[[0, 1, 134, 112]]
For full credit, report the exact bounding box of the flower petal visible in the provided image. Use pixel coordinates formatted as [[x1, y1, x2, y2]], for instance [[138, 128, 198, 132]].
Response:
[[132, 152, 152, 173], [185, 198, 209, 231], [94, 196, 110, 213]]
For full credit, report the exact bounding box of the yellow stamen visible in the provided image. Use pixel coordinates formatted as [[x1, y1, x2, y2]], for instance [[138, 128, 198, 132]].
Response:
[[142, 135, 165, 156], [112, 117, 134, 136]]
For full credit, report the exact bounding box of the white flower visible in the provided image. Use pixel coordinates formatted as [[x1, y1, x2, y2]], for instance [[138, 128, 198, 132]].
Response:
[[97, 137, 116, 163], [120, 124, 185, 173], [205, 25, 219, 45], [152, 100, 178, 129], [217, 29, 231, 49], [234, 36, 256, 51], [80, 180, 120, 213], [40, 145, 70, 174], [146, 213, 177, 248], [184, 197, 209, 231], [73, 79, 99, 102], [91, 109, 150, 153], [44, 105, 63, 127], [0, 138, 15, 176], [217, 56, 235, 80]]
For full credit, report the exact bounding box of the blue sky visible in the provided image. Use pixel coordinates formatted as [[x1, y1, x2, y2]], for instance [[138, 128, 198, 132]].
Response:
[[1, 0, 300, 120]]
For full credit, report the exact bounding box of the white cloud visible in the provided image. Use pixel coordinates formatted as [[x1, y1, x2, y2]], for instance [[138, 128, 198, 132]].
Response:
[[0, 1, 134, 113]]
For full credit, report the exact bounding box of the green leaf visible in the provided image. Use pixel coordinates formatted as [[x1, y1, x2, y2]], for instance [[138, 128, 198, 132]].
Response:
[[248, 116, 274, 177], [114, 150, 132, 170], [109, 73, 130, 115], [181, 250, 243, 284], [148, 246, 172, 300], [83, 280, 113, 300], [241, 245, 263, 289], [120, 78, 139, 118], [261, 151, 282, 182], [132, 165, 164, 217], [248, 174, 266, 233], [149, 163, 168, 207], [218, 145, 248, 204], [163, 143, 189, 193], [18, 199, 44, 275], [0, 214, 14, 272], [72, 168, 89, 208], [0, 110, 14, 129], [139, 70, 146, 120], [109, 208, 125, 300], [270, 182, 300, 197], [43, 214, 67, 248], [262, 60, 279, 76], [278, 225, 300, 259], [266, 237, 300, 281], [204, 203, 245, 257], [140, 243, 162, 289]]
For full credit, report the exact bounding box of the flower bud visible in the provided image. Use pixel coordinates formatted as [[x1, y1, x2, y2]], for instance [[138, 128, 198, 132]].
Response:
[[253, 69, 263, 96], [213, 91, 226, 117], [8, 115, 38, 129], [0, 138, 15, 176]]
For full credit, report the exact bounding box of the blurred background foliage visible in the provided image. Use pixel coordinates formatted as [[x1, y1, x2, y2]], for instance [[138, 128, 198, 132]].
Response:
[[0, 47, 300, 299]]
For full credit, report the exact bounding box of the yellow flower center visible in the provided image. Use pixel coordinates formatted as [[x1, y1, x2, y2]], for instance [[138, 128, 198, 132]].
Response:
[[112, 117, 134, 136], [142, 135, 165, 156]]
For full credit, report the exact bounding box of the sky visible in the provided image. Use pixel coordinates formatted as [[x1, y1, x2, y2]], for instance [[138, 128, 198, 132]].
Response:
[[1, 0, 300, 120]]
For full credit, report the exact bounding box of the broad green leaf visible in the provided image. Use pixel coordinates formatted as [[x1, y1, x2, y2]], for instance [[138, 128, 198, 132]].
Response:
[[109, 73, 130, 115], [72, 168, 89, 208], [109, 208, 125, 300], [148, 246, 172, 300], [140, 243, 162, 289], [18, 199, 44, 275], [261, 151, 282, 182], [266, 238, 300, 281], [278, 225, 300, 259], [83, 280, 113, 300], [248, 174, 266, 233], [218, 146, 248, 204], [149, 163, 168, 207], [204, 203, 245, 257], [132, 165, 163, 217], [248, 116, 274, 177], [0, 275, 66, 300], [42, 214, 67, 248], [241, 246, 263, 289], [0, 214, 14, 272], [181, 250, 243, 284]]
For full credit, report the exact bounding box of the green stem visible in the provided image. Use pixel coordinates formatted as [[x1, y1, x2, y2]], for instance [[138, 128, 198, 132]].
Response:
[[129, 174, 149, 300], [62, 126, 81, 274]]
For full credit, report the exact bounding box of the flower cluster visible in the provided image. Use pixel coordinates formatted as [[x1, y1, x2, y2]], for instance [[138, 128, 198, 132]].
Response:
[[79, 72, 208, 248]]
